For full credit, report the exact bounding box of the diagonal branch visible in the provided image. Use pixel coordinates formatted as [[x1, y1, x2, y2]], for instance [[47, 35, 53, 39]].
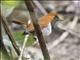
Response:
[[33, 0, 48, 15], [58, 23, 80, 38], [25, 1, 50, 60], [18, 35, 29, 60], [1, 13, 20, 56]]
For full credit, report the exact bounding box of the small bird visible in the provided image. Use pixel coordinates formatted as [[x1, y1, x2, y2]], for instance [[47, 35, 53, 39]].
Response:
[[12, 12, 63, 40]]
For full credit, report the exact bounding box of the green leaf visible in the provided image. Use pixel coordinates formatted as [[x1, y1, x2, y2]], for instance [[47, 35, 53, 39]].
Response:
[[1, 0, 21, 17], [1, 0, 19, 8], [26, 33, 35, 46], [13, 31, 35, 46], [13, 31, 25, 44]]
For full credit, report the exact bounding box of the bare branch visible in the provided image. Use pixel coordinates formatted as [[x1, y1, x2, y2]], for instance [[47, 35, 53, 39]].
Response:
[[25, 1, 50, 60], [58, 23, 80, 38], [18, 35, 29, 60], [33, 0, 48, 15], [1, 13, 20, 56]]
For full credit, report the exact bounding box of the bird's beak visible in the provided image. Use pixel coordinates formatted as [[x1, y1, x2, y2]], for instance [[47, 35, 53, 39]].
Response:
[[57, 14, 64, 21]]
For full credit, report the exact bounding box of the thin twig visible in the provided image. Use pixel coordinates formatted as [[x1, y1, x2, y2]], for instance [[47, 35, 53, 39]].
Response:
[[1, 13, 20, 56], [33, 0, 48, 15], [18, 35, 29, 60], [0, 13, 11, 60], [58, 23, 80, 38]]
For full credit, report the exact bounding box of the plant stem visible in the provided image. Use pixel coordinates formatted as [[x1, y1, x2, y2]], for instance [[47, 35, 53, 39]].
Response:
[[1, 13, 20, 56], [24, 1, 50, 60]]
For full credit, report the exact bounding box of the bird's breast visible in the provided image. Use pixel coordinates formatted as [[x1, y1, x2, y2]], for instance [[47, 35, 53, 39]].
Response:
[[42, 23, 52, 36]]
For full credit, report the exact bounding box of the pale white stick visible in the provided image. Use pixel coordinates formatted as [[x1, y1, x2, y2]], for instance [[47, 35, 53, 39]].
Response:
[[33, 0, 48, 15], [48, 16, 78, 50], [58, 23, 80, 38], [18, 35, 29, 60]]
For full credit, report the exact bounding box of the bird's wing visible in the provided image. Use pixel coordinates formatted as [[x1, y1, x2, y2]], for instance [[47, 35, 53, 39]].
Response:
[[39, 15, 55, 28]]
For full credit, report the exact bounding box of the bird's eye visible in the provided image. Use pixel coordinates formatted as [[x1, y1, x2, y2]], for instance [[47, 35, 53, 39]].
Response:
[[54, 16, 60, 21]]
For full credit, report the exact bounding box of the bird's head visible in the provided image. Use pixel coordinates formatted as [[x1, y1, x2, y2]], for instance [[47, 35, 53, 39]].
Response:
[[48, 12, 64, 21], [50, 12, 64, 30]]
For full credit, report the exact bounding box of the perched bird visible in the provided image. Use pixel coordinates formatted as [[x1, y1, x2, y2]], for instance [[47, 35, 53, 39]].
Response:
[[12, 12, 63, 40]]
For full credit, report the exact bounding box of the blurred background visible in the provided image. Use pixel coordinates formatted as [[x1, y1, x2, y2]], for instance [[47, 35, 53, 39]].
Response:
[[1, 0, 80, 60]]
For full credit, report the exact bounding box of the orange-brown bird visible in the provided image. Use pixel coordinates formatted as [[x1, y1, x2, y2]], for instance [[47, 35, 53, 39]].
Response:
[[12, 12, 62, 36]]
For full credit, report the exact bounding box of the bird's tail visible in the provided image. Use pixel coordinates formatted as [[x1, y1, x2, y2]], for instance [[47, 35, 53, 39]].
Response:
[[12, 20, 25, 25]]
